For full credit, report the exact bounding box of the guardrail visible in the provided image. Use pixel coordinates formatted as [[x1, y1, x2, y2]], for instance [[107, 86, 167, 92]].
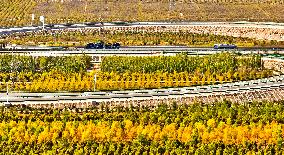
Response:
[[1, 75, 284, 106]]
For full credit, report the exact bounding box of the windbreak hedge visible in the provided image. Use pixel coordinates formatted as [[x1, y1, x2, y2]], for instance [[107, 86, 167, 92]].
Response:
[[101, 53, 262, 74]]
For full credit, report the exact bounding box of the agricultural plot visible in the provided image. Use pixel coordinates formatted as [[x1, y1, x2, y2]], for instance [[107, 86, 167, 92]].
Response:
[[98, 53, 272, 90], [0, 53, 273, 92], [1, 101, 284, 154], [2, 0, 284, 154], [0, 0, 284, 27], [4, 29, 284, 47]]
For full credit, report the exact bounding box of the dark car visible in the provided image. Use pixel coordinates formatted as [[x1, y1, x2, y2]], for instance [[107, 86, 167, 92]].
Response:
[[63, 23, 73, 27], [105, 43, 113, 49], [86, 43, 96, 49], [86, 41, 120, 49], [214, 44, 237, 49], [95, 41, 104, 49], [112, 42, 120, 49], [46, 24, 54, 28]]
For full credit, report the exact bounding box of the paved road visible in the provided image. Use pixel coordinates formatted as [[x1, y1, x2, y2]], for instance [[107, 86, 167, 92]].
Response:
[[1, 21, 284, 34], [1, 47, 284, 58], [1, 21, 284, 43]]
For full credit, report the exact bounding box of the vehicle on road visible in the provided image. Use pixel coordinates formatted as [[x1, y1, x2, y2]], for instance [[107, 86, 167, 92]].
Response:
[[214, 44, 237, 49], [86, 41, 120, 49]]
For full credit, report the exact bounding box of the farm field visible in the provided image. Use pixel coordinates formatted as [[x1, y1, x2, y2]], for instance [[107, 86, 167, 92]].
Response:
[[1, 101, 284, 154], [5, 30, 284, 48], [2, 0, 284, 154], [0, 0, 284, 27], [0, 53, 273, 92]]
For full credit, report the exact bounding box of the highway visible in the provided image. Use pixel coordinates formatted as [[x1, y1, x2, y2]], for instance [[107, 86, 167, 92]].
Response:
[[0, 46, 284, 64], [1, 21, 284, 34], [1, 47, 284, 56], [0, 21, 284, 41], [2, 45, 284, 51], [0, 21, 284, 106], [1, 75, 284, 107], [0, 46, 283, 65]]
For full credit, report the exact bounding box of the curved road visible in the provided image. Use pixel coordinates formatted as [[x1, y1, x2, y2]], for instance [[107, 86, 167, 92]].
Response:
[[0, 21, 284, 41], [1, 46, 284, 58], [1, 75, 284, 107], [0, 21, 284, 106], [1, 21, 284, 34]]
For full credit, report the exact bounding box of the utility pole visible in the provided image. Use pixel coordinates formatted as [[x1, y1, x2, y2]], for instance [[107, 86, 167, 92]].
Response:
[[169, 0, 175, 11], [6, 50, 18, 106], [94, 74, 97, 92], [40, 16, 45, 30], [31, 14, 35, 26], [6, 51, 14, 106], [6, 83, 9, 105]]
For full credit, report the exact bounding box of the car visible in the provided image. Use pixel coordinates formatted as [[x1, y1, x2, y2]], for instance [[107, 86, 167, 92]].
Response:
[[105, 43, 113, 49], [95, 41, 104, 49], [86, 43, 95, 49], [112, 43, 120, 49], [46, 24, 54, 28], [63, 23, 73, 27], [85, 41, 120, 49], [214, 44, 237, 49]]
